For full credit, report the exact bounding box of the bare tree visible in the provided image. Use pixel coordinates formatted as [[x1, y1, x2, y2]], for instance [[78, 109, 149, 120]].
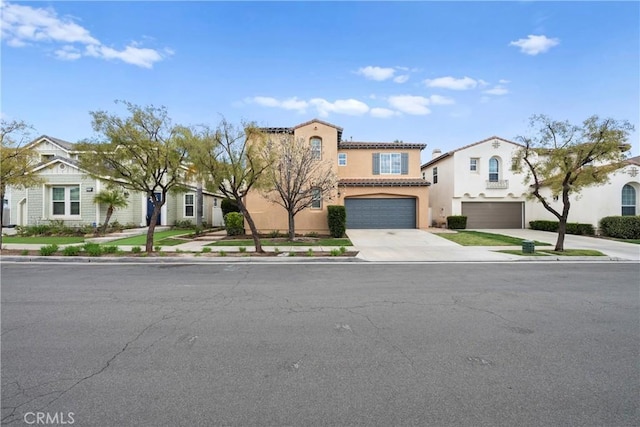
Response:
[[260, 133, 337, 240], [185, 118, 272, 253], [513, 114, 634, 251], [77, 101, 189, 253]]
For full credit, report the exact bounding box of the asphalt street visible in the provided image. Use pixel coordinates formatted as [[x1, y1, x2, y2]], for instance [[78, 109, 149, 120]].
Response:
[[1, 263, 639, 426]]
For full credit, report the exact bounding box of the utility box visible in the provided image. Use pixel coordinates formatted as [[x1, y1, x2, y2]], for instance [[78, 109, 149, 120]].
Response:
[[522, 240, 535, 254]]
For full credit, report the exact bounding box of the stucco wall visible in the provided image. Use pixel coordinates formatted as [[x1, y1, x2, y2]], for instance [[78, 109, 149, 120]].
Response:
[[339, 148, 423, 178]]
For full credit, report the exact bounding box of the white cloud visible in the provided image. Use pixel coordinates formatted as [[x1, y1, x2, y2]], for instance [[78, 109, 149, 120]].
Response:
[[54, 45, 81, 60], [356, 66, 396, 81], [428, 95, 455, 105], [309, 98, 370, 117], [424, 76, 478, 90], [246, 96, 308, 113], [393, 74, 409, 84], [509, 34, 559, 55], [499, 79, 511, 84], [370, 108, 399, 118], [388, 95, 431, 115], [0, 2, 170, 68], [483, 85, 509, 96]]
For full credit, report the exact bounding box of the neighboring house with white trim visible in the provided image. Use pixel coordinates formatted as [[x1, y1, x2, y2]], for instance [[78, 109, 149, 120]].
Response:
[[421, 136, 640, 230], [7, 135, 224, 228]]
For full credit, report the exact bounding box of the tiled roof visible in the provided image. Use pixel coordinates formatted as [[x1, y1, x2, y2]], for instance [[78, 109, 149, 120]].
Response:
[[339, 178, 430, 187], [339, 142, 426, 150], [625, 155, 640, 166], [292, 118, 343, 132], [421, 136, 523, 169]]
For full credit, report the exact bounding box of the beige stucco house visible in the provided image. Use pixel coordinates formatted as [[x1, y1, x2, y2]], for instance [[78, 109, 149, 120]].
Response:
[[244, 119, 430, 234]]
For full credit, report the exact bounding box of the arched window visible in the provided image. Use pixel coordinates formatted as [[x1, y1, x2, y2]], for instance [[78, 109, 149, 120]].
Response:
[[310, 137, 322, 160], [621, 184, 636, 216], [489, 157, 499, 182]]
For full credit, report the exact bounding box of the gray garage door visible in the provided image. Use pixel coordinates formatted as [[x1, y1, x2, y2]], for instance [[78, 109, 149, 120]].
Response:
[[345, 198, 416, 229], [461, 202, 523, 229]]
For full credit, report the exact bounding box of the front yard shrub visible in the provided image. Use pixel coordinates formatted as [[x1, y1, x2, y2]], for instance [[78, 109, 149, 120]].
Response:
[[600, 216, 640, 239], [174, 219, 195, 229], [330, 249, 340, 256], [327, 205, 346, 238], [305, 231, 320, 238], [447, 215, 467, 230], [20, 250, 29, 256], [268, 230, 281, 238], [83, 242, 103, 257], [62, 246, 81, 256], [529, 220, 558, 232], [131, 246, 142, 253], [529, 220, 595, 235], [201, 247, 211, 253], [218, 250, 227, 257], [224, 212, 244, 236], [39, 244, 59, 256], [306, 248, 314, 257], [221, 198, 240, 216], [239, 246, 247, 253], [339, 246, 346, 254], [102, 245, 120, 254]]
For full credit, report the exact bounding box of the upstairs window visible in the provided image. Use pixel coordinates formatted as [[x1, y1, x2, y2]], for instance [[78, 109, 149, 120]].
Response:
[[433, 167, 438, 184], [489, 157, 500, 182], [470, 158, 478, 172], [338, 153, 347, 166], [310, 137, 322, 160], [372, 153, 408, 175], [622, 184, 636, 216]]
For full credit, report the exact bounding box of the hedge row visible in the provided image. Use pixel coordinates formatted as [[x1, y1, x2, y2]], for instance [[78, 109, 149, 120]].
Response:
[[447, 215, 467, 230], [529, 220, 595, 236], [599, 216, 640, 239]]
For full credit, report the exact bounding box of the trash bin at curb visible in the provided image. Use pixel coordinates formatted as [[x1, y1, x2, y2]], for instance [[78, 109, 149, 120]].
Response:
[[522, 240, 535, 254]]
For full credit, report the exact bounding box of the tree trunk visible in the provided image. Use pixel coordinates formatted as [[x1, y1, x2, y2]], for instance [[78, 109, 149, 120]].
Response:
[[0, 188, 4, 246], [146, 204, 161, 253], [101, 206, 114, 235], [555, 217, 567, 251], [288, 210, 295, 241], [237, 200, 263, 253]]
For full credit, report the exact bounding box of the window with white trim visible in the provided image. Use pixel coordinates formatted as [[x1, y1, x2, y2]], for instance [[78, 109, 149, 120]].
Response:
[[184, 194, 195, 217], [338, 153, 347, 166], [51, 186, 80, 216], [622, 184, 636, 216], [381, 153, 402, 174], [310, 137, 322, 160], [311, 188, 322, 209], [470, 158, 478, 172]]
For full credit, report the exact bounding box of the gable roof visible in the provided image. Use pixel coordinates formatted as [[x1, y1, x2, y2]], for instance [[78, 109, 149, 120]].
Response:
[[625, 155, 640, 166], [31, 155, 83, 173], [421, 136, 523, 169], [261, 119, 344, 142], [28, 135, 77, 152]]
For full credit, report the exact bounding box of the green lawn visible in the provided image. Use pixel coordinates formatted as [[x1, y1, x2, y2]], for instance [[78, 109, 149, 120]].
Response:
[[497, 249, 606, 256], [207, 238, 352, 247], [104, 229, 192, 246], [1, 236, 85, 244], [437, 231, 550, 246]]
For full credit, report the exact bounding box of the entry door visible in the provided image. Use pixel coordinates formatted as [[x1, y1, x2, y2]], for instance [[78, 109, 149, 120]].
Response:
[[146, 193, 162, 226]]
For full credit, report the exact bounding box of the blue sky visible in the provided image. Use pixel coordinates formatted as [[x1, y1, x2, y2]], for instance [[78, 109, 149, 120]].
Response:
[[1, 1, 638, 162]]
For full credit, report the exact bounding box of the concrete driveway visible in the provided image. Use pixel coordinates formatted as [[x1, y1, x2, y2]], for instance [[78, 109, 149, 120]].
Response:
[[346, 229, 517, 262], [347, 228, 640, 262]]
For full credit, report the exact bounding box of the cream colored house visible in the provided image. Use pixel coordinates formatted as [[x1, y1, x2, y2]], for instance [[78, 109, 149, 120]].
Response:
[[244, 119, 430, 234], [421, 136, 529, 228], [421, 136, 640, 230], [8, 135, 224, 228]]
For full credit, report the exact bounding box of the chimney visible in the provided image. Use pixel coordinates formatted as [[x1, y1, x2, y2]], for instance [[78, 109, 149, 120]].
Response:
[[432, 149, 442, 159]]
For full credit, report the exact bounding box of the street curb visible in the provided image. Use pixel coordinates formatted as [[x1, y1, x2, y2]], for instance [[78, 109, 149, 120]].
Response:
[[0, 255, 365, 263]]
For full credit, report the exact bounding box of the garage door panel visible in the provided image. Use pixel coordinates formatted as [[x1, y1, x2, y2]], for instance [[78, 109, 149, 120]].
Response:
[[345, 198, 416, 229], [462, 202, 523, 229]]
